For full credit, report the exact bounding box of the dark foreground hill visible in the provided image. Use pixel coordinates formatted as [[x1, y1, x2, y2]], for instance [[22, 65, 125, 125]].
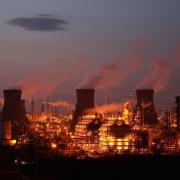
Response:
[[22, 155, 180, 180]]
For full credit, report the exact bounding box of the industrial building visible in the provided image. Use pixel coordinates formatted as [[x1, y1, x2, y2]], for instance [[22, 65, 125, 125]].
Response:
[[0, 87, 180, 157]]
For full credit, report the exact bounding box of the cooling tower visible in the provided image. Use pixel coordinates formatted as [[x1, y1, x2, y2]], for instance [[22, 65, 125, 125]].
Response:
[[0, 89, 29, 139], [71, 89, 95, 131], [136, 89, 158, 125]]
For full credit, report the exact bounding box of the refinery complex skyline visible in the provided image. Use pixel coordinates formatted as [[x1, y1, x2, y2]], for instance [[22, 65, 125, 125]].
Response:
[[0, 86, 180, 179], [0, 1, 180, 179]]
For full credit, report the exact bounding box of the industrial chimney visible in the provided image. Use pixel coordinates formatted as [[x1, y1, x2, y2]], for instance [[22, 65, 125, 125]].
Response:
[[0, 89, 29, 140], [176, 96, 180, 129], [71, 89, 95, 131], [136, 89, 158, 125]]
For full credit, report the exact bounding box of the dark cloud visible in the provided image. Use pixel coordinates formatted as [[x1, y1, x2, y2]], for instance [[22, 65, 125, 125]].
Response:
[[7, 15, 68, 32]]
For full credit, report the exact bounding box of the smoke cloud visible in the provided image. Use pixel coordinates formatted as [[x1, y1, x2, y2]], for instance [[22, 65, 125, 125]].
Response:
[[135, 39, 149, 49], [138, 57, 170, 92], [85, 98, 135, 114], [17, 56, 87, 99], [17, 60, 67, 98], [44, 101, 75, 110], [78, 54, 142, 89]]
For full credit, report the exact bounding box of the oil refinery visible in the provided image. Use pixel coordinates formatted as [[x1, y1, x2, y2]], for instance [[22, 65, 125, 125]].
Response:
[[0, 88, 180, 158], [0, 88, 180, 179]]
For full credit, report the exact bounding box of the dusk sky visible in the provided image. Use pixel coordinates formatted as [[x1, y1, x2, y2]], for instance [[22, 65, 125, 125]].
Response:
[[0, 0, 180, 109]]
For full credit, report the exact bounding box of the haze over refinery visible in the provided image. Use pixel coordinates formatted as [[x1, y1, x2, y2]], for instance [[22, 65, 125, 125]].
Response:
[[0, 0, 180, 109]]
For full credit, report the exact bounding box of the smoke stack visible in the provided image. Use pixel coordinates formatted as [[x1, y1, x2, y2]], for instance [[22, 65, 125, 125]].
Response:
[[176, 96, 180, 129], [41, 103, 44, 113], [51, 106, 55, 116], [0, 89, 29, 139], [31, 98, 34, 119], [55, 106, 59, 117], [71, 89, 95, 131], [46, 101, 49, 115], [21, 99, 29, 134], [136, 89, 158, 125]]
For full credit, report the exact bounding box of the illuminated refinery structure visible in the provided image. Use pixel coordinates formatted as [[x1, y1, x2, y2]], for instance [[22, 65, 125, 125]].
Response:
[[72, 88, 180, 155], [74, 101, 136, 154], [0, 88, 180, 158]]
